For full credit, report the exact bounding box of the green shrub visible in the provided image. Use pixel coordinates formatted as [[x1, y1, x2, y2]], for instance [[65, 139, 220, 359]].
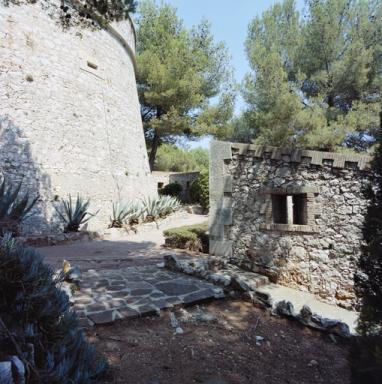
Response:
[[0, 235, 106, 383], [190, 170, 209, 211], [160, 182, 182, 197], [155, 144, 208, 172], [55, 195, 98, 233], [110, 200, 143, 228], [0, 178, 39, 236], [164, 222, 208, 252]]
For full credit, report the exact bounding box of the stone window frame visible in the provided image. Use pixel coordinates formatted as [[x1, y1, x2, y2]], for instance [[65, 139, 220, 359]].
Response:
[[259, 186, 320, 233]]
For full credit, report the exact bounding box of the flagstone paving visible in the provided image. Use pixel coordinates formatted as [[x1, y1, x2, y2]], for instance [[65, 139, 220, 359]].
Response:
[[74, 265, 225, 326]]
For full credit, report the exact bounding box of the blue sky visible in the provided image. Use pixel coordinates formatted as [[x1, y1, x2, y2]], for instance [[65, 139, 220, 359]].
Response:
[[160, 0, 306, 148]]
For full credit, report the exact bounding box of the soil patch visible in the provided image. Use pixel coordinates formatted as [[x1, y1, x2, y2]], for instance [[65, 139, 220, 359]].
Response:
[[87, 300, 350, 384]]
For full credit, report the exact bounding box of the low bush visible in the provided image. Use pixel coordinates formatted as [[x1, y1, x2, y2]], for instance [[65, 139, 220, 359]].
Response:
[[0, 235, 106, 383], [0, 178, 39, 236], [163, 222, 208, 252], [160, 182, 182, 198], [55, 195, 98, 232], [190, 170, 209, 212]]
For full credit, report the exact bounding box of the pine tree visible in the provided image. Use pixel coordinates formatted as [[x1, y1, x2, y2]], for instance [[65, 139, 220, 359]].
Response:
[[351, 107, 382, 384], [243, 0, 382, 151], [136, 0, 235, 169]]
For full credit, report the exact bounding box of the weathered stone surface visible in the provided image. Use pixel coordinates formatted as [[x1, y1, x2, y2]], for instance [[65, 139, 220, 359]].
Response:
[[155, 281, 200, 296], [138, 304, 159, 317], [86, 304, 107, 313], [130, 288, 153, 296], [118, 307, 139, 319], [230, 276, 252, 292], [151, 298, 174, 309], [182, 289, 216, 305], [166, 296, 184, 306], [163, 253, 180, 271], [74, 265, 225, 325], [87, 310, 116, 325], [274, 300, 296, 318], [209, 140, 373, 309], [209, 273, 231, 286], [255, 284, 356, 336], [0, 0, 156, 235], [152, 171, 200, 202]]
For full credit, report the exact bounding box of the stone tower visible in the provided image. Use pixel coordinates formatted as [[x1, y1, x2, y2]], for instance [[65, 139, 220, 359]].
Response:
[[0, 1, 156, 233]]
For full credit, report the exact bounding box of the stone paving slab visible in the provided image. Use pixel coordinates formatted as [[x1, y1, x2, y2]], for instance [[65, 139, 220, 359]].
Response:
[[74, 265, 225, 326]]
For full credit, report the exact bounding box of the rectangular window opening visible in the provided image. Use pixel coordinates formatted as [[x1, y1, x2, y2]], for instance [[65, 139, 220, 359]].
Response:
[[272, 195, 288, 224], [272, 193, 308, 225], [292, 194, 308, 225]]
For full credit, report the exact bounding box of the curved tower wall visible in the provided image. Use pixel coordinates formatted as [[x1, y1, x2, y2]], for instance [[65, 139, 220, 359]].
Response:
[[0, 1, 156, 233]]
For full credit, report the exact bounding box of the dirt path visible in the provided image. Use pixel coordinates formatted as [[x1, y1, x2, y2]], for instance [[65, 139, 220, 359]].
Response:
[[38, 212, 207, 270], [89, 300, 350, 384]]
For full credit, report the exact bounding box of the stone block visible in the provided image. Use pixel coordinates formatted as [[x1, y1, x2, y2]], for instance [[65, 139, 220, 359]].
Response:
[[182, 288, 216, 305], [209, 240, 233, 257], [87, 310, 116, 325]]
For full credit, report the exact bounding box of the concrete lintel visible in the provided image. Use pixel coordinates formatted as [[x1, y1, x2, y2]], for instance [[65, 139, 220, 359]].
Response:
[[259, 186, 320, 195], [259, 223, 319, 233]]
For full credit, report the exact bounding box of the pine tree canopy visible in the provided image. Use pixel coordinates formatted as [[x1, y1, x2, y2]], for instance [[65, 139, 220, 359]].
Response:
[[136, 0, 235, 169], [237, 0, 382, 152]]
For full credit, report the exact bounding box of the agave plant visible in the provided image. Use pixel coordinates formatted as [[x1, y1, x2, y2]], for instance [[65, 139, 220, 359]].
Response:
[[140, 196, 158, 222], [141, 195, 181, 222], [109, 200, 143, 228], [0, 177, 39, 236], [55, 194, 98, 232], [159, 195, 181, 216], [0, 235, 107, 382]]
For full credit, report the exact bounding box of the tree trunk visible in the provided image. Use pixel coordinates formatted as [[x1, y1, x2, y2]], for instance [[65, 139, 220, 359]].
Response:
[[327, 93, 334, 108], [149, 128, 160, 171]]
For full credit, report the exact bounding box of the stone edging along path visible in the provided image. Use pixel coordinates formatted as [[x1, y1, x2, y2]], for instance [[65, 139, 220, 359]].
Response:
[[162, 254, 358, 337], [73, 264, 225, 326], [69, 251, 358, 337]]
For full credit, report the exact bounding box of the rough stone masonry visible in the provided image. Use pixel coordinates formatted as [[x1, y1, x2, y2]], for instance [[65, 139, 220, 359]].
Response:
[[209, 141, 373, 309], [0, 0, 156, 234]]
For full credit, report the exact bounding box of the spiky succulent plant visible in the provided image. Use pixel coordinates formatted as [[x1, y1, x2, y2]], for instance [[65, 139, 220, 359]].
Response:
[[141, 195, 181, 222], [55, 195, 98, 232], [0, 177, 39, 236], [0, 234, 107, 383], [109, 200, 143, 228]]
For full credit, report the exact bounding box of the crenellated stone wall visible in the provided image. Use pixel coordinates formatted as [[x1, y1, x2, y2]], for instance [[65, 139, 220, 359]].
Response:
[[0, 0, 156, 233], [209, 141, 373, 309]]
